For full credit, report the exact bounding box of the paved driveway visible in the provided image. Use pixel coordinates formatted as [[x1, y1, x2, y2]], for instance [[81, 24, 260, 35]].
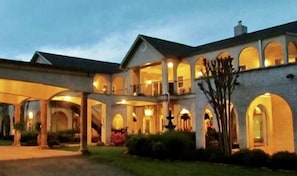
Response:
[[0, 146, 80, 161], [0, 146, 132, 176]]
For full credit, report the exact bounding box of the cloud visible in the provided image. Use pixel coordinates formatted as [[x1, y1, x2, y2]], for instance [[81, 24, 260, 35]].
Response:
[[9, 13, 235, 63]]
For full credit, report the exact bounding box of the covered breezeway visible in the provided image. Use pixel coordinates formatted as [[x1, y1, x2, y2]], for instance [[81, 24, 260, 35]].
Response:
[[0, 59, 94, 154]]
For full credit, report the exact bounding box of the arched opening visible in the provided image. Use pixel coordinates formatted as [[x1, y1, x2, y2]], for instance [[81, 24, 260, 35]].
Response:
[[112, 114, 124, 130], [178, 108, 192, 131], [177, 61, 191, 95], [203, 107, 218, 149], [195, 57, 207, 78], [230, 107, 239, 149], [93, 75, 108, 94], [140, 64, 162, 96], [288, 41, 297, 63], [239, 47, 260, 70], [217, 52, 231, 59], [51, 111, 68, 131], [203, 104, 239, 149], [246, 93, 294, 154], [112, 76, 123, 95], [264, 42, 283, 67]]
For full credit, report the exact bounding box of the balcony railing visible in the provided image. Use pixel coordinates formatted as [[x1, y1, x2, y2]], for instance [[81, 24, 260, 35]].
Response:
[[110, 79, 192, 96]]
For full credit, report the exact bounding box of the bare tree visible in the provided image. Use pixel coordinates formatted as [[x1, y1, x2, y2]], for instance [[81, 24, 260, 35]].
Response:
[[198, 57, 240, 157]]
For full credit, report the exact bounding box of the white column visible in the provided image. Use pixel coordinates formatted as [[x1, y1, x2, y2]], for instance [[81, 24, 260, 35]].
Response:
[[101, 103, 111, 144], [173, 60, 178, 95], [282, 37, 289, 64], [190, 59, 195, 94], [161, 60, 168, 95], [258, 40, 265, 68]]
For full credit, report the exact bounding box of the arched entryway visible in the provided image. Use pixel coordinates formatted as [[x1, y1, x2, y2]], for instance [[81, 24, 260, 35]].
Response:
[[203, 104, 239, 149], [246, 93, 294, 154], [178, 108, 192, 131], [51, 111, 68, 131]]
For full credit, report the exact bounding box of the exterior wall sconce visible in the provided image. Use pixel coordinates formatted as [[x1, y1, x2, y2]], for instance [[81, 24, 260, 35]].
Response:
[[144, 106, 153, 117], [286, 74, 294, 79]]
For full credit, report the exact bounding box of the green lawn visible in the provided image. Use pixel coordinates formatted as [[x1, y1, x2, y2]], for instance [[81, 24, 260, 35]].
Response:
[[0, 139, 13, 146], [61, 146, 297, 176]]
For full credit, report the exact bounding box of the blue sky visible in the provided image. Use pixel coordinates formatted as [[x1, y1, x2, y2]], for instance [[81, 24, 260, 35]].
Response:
[[0, 0, 296, 63]]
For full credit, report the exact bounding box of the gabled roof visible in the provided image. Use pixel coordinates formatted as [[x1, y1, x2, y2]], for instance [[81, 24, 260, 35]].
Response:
[[188, 20, 297, 56], [140, 35, 195, 57], [31, 51, 121, 74], [120, 35, 195, 68]]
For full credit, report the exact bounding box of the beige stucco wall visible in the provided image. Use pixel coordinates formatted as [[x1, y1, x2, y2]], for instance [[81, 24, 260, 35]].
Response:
[[194, 63, 297, 153], [125, 41, 164, 68]]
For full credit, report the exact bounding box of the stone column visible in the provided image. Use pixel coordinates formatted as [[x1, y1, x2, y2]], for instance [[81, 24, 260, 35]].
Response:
[[80, 92, 90, 154], [40, 100, 48, 149], [13, 104, 21, 146]]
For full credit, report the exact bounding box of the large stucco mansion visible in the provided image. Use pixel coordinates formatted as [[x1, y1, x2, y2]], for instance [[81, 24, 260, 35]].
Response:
[[1, 20, 297, 154]]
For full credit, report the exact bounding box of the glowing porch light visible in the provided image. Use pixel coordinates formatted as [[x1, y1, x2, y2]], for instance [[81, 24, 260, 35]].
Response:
[[167, 62, 173, 68], [146, 80, 152, 85], [93, 81, 98, 88], [121, 99, 127, 104], [64, 96, 71, 101], [28, 111, 34, 120], [144, 106, 153, 117], [264, 60, 270, 67], [180, 108, 190, 114], [196, 71, 203, 78]]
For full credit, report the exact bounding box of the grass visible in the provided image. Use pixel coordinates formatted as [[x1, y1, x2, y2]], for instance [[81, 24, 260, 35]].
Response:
[[0, 139, 13, 146], [59, 146, 297, 176]]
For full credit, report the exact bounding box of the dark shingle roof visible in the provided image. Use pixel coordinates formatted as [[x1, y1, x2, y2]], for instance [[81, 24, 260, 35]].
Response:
[[120, 35, 195, 68], [188, 20, 297, 56], [31, 51, 121, 74], [140, 35, 195, 58]]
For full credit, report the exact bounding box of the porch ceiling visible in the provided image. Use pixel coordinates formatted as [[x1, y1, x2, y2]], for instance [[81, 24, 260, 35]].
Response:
[[0, 78, 68, 104]]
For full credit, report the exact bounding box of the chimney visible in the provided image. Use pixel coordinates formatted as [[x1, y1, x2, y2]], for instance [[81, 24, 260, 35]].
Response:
[[234, 20, 247, 36]]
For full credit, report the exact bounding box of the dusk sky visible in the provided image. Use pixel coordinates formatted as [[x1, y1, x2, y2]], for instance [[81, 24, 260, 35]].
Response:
[[0, 0, 297, 63]]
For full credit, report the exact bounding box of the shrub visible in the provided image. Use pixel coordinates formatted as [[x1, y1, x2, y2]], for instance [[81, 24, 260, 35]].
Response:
[[230, 149, 268, 167], [111, 132, 126, 146], [47, 132, 59, 147], [247, 149, 269, 167], [195, 148, 211, 162], [57, 129, 76, 143], [152, 141, 166, 159], [161, 131, 194, 159], [20, 131, 38, 146], [268, 151, 297, 170], [126, 131, 196, 160]]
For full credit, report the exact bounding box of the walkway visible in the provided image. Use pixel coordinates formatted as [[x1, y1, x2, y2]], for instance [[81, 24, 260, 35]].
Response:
[[0, 146, 132, 176], [0, 146, 80, 161]]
